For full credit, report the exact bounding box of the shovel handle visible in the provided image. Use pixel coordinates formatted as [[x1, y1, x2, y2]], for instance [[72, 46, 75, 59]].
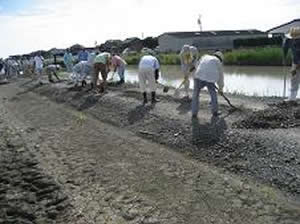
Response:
[[214, 85, 239, 110]]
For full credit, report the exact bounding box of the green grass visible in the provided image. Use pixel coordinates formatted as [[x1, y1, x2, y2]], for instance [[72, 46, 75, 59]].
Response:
[[224, 47, 291, 66], [124, 47, 292, 66]]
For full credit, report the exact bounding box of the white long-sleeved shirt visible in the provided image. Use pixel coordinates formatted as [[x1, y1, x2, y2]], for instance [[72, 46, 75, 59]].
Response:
[[194, 54, 224, 90], [138, 55, 160, 70], [34, 56, 44, 69]]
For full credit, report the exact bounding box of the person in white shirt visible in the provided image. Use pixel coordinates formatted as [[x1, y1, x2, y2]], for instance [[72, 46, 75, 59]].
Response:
[[138, 55, 160, 104], [34, 52, 44, 84], [191, 51, 224, 117]]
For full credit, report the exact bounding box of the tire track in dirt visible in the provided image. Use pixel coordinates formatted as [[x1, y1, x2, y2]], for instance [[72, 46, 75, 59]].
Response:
[[0, 116, 71, 224]]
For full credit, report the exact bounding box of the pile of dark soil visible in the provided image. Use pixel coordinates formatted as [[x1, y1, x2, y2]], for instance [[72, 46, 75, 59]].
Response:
[[233, 102, 300, 129]]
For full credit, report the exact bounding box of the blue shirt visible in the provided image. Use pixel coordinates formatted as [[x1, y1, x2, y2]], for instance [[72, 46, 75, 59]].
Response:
[[63, 52, 73, 64], [78, 51, 89, 62]]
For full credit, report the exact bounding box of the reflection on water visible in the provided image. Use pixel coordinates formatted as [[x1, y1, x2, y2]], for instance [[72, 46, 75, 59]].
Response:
[[111, 65, 297, 97]]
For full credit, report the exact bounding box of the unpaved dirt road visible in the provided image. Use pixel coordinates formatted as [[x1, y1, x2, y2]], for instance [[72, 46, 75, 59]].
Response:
[[1, 78, 300, 224]]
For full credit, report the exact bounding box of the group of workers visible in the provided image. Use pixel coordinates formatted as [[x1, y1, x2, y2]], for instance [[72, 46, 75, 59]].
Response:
[[1, 26, 300, 118], [65, 49, 127, 92], [10, 46, 224, 117], [66, 46, 225, 117]]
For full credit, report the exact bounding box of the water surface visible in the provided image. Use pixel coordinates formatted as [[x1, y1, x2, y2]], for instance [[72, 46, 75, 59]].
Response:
[[118, 65, 296, 98]]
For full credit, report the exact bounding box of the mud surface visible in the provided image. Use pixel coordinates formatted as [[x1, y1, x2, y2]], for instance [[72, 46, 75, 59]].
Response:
[[0, 116, 71, 223], [1, 78, 300, 223]]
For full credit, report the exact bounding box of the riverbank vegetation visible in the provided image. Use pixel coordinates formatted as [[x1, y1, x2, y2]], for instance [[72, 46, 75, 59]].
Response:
[[224, 47, 291, 66], [124, 47, 292, 66]]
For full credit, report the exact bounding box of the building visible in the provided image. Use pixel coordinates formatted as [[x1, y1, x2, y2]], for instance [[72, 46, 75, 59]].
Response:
[[158, 30, 267, 52], [267, 19, 300, 37]]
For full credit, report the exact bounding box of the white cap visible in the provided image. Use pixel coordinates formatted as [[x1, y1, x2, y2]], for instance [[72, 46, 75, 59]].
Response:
[[285, 27, 300, 39]]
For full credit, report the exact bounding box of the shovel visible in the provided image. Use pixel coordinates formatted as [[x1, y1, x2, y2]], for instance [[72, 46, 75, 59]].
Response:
[[174, 66, 195, 98], [155, 70, 170, 93], [174, 78, 187, 98], [282, 59, 287, 98], [213, 85, 240, 111], [156, 81, 170, 93]]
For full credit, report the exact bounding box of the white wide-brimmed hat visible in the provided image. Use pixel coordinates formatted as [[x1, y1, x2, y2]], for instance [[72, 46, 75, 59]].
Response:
[[214, 51, 224, 62], [285, 27, 300, 39]]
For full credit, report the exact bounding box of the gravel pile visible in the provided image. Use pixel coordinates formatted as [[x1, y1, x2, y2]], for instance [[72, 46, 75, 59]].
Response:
[[233, 102, 300, 129]]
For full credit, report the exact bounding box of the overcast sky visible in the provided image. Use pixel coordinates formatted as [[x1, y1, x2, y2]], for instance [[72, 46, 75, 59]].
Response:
[[0, 0, 299, 58]]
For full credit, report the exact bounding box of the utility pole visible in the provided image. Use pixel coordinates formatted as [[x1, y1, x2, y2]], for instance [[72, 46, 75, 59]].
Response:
[[197, 14, 202, 31]]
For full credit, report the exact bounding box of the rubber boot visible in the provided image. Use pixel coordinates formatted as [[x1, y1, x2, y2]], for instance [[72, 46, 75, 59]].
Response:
[[117, 79, 125, 85], [143, 92, 148, 105], [81, 80, 87, 87], [151, 91, 160, 104]]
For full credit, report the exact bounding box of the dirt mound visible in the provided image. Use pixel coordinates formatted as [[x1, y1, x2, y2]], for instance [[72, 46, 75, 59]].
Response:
[[233, 102, 300, 129]]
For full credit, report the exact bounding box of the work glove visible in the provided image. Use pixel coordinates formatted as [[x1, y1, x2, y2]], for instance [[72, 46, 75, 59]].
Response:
[[189, 66, 196, 73], [218, 88, 224, 95], [291, 69, 297, 76]]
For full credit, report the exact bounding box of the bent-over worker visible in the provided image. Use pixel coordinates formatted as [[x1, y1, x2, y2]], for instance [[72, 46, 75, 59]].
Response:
[[92, 52, 111, 92], [111, 54, 127, 85], [192, 51, 224, 118], [138, 55, 160, 104], [44, 64, 61, 83]]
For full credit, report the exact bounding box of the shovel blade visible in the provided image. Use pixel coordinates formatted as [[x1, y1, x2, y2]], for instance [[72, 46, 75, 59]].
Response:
[[163, 86, 169, 93]]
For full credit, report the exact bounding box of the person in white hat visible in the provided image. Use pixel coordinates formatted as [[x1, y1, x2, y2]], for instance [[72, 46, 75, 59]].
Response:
[[283, 26, 300, 102], [179, 45, 198, 99], [191, 51, 224, 117]]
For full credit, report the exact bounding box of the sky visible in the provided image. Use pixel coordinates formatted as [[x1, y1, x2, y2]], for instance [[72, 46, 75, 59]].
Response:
[[0, 0, 299, 58]]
